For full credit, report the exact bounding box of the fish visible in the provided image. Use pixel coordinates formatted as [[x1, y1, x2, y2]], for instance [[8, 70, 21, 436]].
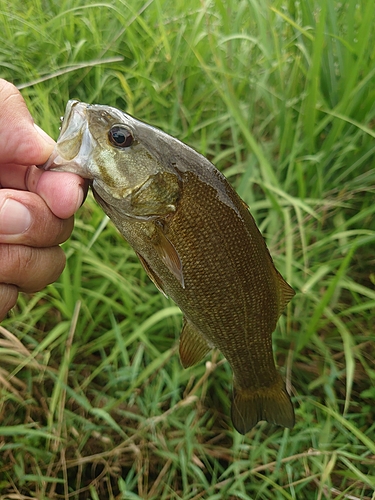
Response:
[[43, 100, 295, 434]]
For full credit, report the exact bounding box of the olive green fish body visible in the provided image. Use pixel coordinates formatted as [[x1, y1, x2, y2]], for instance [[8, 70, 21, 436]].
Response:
[[44, 100, 295, 434], [115, 169, 294, 434]]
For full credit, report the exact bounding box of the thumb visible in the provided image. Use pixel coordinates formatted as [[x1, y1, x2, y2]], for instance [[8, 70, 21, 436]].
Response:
[[0, 79, 55, 166]]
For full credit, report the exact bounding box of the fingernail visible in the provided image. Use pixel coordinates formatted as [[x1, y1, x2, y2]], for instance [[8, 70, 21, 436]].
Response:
[[34, 123, 56, 146], [0, 199, 32, 235], [78, 180, 89, 208]]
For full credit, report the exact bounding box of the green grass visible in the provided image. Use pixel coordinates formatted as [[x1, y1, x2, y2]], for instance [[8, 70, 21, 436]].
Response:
[[1, 0, 375, 498]]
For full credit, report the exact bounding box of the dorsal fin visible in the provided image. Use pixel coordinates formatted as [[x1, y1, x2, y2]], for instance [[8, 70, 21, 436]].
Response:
[[276, 272, 295, 315]]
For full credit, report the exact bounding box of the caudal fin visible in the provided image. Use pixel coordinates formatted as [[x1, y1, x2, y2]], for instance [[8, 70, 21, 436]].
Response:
[[231, 377, 294, 435]]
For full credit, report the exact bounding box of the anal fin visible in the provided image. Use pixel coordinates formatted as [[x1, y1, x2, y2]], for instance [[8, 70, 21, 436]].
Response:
[[179, 318, 212, 368]]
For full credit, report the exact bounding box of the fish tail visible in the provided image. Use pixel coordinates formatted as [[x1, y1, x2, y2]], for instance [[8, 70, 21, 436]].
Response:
[[231, 375, 294, 435]]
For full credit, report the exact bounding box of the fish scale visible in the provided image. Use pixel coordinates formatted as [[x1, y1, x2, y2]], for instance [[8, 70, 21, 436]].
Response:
[[43, 100, 296, 434]]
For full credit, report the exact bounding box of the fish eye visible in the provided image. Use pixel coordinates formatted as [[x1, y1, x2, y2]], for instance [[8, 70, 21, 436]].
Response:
[[108, 125, 134, 148]]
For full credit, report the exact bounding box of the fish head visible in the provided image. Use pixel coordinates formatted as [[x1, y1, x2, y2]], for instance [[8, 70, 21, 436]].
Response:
[[43, 100, 181, 219]]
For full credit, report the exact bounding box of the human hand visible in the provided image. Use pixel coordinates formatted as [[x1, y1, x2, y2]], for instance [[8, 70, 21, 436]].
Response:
[[0, 79, 87, 321]]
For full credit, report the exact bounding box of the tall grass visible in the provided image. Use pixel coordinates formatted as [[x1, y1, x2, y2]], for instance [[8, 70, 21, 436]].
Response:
[[1, 0, 374, 498]]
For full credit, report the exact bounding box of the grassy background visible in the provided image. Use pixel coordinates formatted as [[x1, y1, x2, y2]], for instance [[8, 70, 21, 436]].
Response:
[[1, 0, 375, 498]]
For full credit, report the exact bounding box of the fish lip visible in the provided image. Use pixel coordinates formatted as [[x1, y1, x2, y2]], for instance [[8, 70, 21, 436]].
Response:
[[40, 100, 95, 179], [42, 148, 68, 171]]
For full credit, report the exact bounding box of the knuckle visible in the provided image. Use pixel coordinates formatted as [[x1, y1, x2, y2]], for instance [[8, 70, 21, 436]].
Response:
[[32, 205, 72, 246], [0, 244, 66, 292]]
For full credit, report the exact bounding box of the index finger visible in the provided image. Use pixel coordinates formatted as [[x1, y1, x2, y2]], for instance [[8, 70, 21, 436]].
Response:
[[0, 79, 54, 166]]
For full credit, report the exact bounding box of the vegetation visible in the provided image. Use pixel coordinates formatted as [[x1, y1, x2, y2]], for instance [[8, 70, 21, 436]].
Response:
[[1, 0, 374, 498]]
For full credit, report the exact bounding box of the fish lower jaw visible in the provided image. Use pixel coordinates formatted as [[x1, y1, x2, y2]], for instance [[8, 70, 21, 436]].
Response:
[[42, 151, 94, 179]]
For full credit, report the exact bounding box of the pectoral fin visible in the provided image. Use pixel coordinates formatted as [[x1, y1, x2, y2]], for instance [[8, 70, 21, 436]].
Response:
[[153, 224, 185, 289], [136, 252, 168, 297], [179, 318, 212, 368]]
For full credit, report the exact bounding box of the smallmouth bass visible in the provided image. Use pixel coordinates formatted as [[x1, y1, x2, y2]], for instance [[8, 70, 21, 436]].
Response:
[[44, 100, 295, 434]]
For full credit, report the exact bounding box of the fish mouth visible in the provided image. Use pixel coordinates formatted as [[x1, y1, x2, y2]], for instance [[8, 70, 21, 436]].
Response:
[[41, 100, 95, 179]]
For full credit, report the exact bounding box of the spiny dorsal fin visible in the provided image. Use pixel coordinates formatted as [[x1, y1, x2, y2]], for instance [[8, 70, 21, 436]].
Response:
[[179, 318, 212, 368]]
